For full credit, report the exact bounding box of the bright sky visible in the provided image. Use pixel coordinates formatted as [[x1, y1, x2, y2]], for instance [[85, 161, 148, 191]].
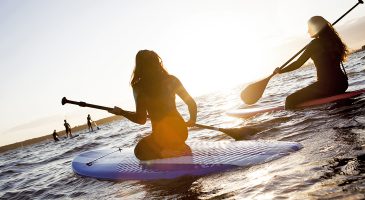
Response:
[[1, 0, 364, 146]]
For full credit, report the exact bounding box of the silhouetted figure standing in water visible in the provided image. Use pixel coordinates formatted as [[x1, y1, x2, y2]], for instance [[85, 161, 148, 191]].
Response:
[[109, 50, 197, 161], [64, 120, 73, 138], [52, 130, 59, 142], [275, 16, 349, 109], [87, 114, 93, 132]]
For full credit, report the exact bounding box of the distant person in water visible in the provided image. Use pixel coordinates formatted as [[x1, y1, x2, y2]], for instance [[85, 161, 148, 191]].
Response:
[[275, 16, 348, 109], [109, 50, 197, 161], [64, 120, 73, 138], [52, 130, 59, 142], [87, 114, 93, 132]]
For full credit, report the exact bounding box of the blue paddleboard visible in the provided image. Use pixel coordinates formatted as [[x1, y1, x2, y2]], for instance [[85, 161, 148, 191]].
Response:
[[72, 140, 302, 180]]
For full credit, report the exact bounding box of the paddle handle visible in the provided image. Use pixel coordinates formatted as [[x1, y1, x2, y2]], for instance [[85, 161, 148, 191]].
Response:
[[278, 0, 363, 71], [62, 97, 113, 111]]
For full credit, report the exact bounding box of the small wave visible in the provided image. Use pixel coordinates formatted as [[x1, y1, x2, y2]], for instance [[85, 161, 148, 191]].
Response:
[[1, 190, 35, 200], [62, 142, 101, 157], [14, 155, 62, 168], [0, 181, 15, 191], [69, 191, 87, 198], [41, 193, 67, 199], [321, 152, 365, 184], [0, 169, 22, 177]]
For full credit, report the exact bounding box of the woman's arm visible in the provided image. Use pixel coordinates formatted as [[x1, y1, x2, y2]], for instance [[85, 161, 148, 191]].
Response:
[[277, 40, 314, 74], [173, 76, 197, 127], [108, 89, 147, 125]]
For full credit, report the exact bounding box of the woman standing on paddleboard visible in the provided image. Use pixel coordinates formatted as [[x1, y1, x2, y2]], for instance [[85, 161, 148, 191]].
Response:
[[109, 50, 197, 161], [275, 16, 349, 108]]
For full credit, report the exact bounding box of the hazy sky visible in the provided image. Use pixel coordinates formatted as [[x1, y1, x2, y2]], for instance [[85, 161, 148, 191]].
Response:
[[1, 0, 364, 146]]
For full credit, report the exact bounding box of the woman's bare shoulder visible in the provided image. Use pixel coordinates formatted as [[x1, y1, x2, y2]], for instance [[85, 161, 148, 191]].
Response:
[[167, 75, 181, 85], [309, 38, 321, 47]]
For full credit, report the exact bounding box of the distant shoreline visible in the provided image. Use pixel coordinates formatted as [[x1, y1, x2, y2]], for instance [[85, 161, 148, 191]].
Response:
[[0, 115, 123, 153]]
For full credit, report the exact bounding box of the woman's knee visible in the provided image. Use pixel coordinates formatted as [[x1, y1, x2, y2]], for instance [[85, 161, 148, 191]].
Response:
[[285, 93, 300, 109], [134, 136, 161, 161], [134, 141, 144, 160]]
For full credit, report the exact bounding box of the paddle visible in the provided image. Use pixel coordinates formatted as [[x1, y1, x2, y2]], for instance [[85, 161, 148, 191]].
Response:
[[241, 0, 364, 105], [194, 123, 258, 140], [61, 97, 259, 140], [93, 121, 100, 130]]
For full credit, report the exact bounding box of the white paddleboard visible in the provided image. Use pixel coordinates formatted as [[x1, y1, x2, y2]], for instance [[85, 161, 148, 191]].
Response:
[[72, 140, 302, 180]]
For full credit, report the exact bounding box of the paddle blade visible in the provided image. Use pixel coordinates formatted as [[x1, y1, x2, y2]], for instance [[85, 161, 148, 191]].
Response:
[[240, 75, 273, 105], [220, 126, 260, 140]]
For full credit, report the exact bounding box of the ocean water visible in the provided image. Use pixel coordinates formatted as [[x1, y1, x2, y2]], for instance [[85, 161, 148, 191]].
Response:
[[1, 50, 365, 199]]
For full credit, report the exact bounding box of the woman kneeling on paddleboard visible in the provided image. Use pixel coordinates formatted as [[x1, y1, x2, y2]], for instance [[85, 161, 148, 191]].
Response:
[[275, 16, 349, 109], [109, 50, 197, 161]]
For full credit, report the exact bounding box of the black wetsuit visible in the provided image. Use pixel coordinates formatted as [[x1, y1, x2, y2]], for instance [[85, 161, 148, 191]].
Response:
[[87, 116, 93, 131], [53, 131, 59, 142], [133, 75, 192, 161], [64, 122, 72, 136], [281, 38, 348, 108]]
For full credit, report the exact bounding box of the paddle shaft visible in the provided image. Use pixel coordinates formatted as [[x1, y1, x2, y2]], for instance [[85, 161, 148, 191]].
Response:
[[62, 97, 112, 111], [195, 123, 220, 131], [278, 0, 363, 71], [62, 97, 223, 133]]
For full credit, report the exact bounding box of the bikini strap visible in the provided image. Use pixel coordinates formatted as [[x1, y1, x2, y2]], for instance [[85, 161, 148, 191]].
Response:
[[341, 62, 348, 80]]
